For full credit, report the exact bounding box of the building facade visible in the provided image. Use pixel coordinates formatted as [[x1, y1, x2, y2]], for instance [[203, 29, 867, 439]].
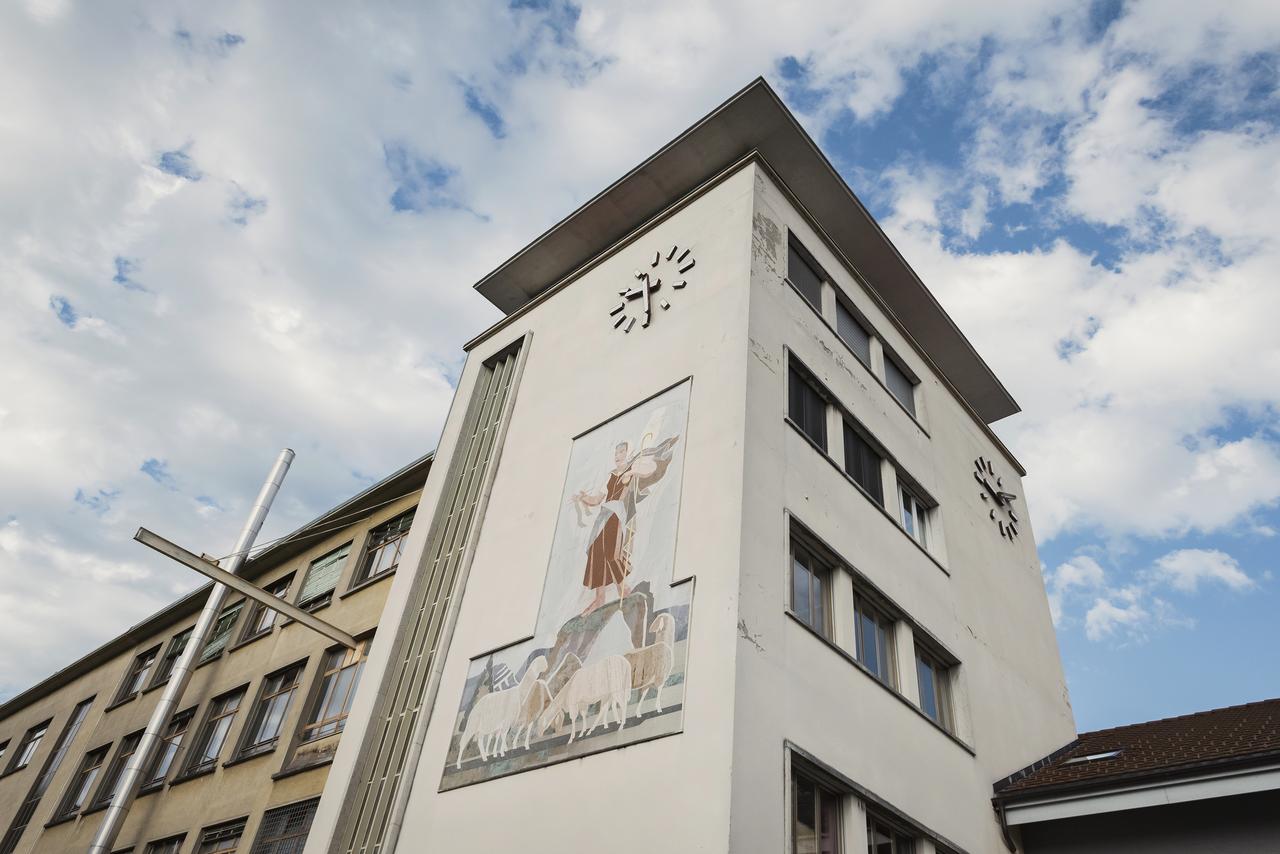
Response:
[[307, 80, 1076, 854], [0, 456, 428, 853], [995, 698, 1280, 853]]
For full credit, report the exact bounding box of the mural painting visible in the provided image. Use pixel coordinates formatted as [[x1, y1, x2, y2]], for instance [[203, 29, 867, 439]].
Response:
[[440, 381, 693, 790]]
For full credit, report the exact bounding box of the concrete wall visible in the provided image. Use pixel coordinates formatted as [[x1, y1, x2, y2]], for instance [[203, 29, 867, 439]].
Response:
[[727, 165, 1075, 853], [1019, 792, 1280, 854], [0, 493, 415, 853]]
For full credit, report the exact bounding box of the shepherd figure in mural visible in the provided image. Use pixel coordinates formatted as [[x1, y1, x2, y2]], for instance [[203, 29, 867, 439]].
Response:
[[571, 432, 680, 615]]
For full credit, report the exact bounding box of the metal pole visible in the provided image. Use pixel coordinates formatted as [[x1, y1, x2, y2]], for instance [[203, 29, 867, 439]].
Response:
[[88, 449, 294, 854]]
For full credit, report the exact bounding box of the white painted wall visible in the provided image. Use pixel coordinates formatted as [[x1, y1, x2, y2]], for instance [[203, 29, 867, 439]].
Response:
[[310, 157, 1074, 854], [728, 165, 1075, 853]]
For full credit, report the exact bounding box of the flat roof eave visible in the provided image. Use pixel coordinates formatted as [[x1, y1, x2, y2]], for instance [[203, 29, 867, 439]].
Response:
[[474, 77, 1020, 424]]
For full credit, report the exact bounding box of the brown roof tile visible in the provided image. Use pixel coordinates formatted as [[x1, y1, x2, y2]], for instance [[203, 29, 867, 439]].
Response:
[[995, 697, 1280, 799]]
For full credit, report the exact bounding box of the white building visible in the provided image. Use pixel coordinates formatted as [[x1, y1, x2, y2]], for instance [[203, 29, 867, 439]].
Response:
[[306, 78, 1075, 854]]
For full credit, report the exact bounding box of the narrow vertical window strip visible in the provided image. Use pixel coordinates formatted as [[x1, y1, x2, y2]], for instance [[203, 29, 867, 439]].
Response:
[[338, 343, 523, 854]]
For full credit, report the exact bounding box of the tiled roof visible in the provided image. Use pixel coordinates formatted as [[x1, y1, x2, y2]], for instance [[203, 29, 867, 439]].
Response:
[[994, 697, 1280, 799]]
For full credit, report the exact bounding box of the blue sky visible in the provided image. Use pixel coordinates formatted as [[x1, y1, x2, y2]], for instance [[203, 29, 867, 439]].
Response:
[[1, 1, 1278, 736]]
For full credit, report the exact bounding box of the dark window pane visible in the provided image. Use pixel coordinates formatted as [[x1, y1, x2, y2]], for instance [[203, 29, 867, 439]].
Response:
[[917, 654, 938, 722], [788, 242, 824, 309], [792, 556, 812, 626], [843, 426, 883, 505], [789, 366, 827, 450], [836, 302, 871, 365], [884, 357, 916, 417]]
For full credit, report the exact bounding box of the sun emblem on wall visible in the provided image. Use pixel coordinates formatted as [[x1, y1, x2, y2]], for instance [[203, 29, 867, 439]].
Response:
[[608, 244, 696, 333]]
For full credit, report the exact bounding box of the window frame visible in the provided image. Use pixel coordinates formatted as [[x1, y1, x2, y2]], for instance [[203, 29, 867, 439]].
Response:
[[5, 720, 50, 774], [791, 769, 841, 854], [143, 836, 186, 854], [149, 627, 193, 689], [298, 638, 370, 744], [90, 730, 143, 810], [113, 645, 161, 706], [882, 351, 919, 418], [52, 742, 111, 820], [834, 296, 873, 368], [789, 538, 833, 640], [787, 236, 827, 311], [350, 508, 416, 588], [853, 593, 896, 688], [915, 645, 955, 733], [898, 484, 931, 549], [788, 361, 829, 451], [236, 661, 305, 759], [238, 573, 295, 643], [194, 818, 247, 854], [842, 421, 885, 506], [140, 707, 197, 791], [295, 542, 353, 612], [867, 811, 918, 854], [180, 686, 246, 777], [250, 797, 320, 853], [199, 601, 245, 664]]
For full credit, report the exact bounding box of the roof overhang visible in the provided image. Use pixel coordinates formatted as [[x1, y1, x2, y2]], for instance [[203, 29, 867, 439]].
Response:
[[474, 77, 1020, 423], [1001, 760, 1280, 826]]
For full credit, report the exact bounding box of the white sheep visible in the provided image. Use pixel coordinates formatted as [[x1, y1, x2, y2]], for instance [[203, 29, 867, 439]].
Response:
[[509, 679, 553, 751], [456, 655, 548, 769], [537, 654, 632, 744], [624, 612, 676, 718]]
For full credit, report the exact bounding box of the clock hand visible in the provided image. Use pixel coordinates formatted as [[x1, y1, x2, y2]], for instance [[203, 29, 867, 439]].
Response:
[[641, 271, 652, 326]]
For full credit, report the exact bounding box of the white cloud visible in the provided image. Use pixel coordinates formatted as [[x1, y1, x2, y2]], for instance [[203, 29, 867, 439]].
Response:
[[1, 0, 1277, 696], [1148, 549, 1255, 593], [1085, 594, 1149, 642]]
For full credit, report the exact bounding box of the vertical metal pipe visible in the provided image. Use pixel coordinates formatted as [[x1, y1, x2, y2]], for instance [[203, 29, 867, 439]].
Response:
[[88, 449, 295, 854]]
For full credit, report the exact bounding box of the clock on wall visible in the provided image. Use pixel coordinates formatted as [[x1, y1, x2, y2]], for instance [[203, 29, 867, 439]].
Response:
[[974, 456, 1020, 541], [609, 244, 696, 333]]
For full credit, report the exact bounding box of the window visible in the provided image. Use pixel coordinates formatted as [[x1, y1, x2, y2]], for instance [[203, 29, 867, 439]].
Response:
[[792, 772, 839, 854], [884, 355, 917, 418], [114, 646, 160, 704], [0, 699, 93, 854], [854, 595, 895, 687], [836, 300, 872, 366], [296, 543, 352, 611], [0, 742, 7, 767], [91, 731, 142, 809], [867, 814, 916, 854], [144, 837, 185, 854], [6, 721, 49, 772], [196, 819, 246, 854], [915, 647, 953, 732], [239, 665, 303, 756], [790, 540, 831, 639], [240, 574, 294, 641], [200, 602, 244, 663], [54, 744, 110, 818], [183, 688, 245, 775], [352, 508, 416, 585], [843, 424, 884, 505], [789, 365, 828, 450], [300, 640, 369, 742], [151, 628, 193, 687], [899, 486, 930, 548], [142, 708, 195, 789], [787, 239, 825, 310], [250, 798, 319, 853]]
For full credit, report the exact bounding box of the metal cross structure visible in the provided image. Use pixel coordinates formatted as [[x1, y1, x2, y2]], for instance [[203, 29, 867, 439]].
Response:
[[87, 449, 357, 854]]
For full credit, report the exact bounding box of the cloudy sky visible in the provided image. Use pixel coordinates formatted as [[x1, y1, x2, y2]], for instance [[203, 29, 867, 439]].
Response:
[[2, 1, 1277, 732]]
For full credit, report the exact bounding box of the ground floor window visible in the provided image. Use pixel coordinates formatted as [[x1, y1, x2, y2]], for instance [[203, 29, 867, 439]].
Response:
[[792, 772, 840, 854], [867, 814, 916, 854]]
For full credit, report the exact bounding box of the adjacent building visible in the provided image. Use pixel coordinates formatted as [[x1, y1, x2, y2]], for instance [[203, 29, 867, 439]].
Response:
[[306, 79, 1076, 854], [0, 456, 428, 853], [995, 698, 1280, 853]]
